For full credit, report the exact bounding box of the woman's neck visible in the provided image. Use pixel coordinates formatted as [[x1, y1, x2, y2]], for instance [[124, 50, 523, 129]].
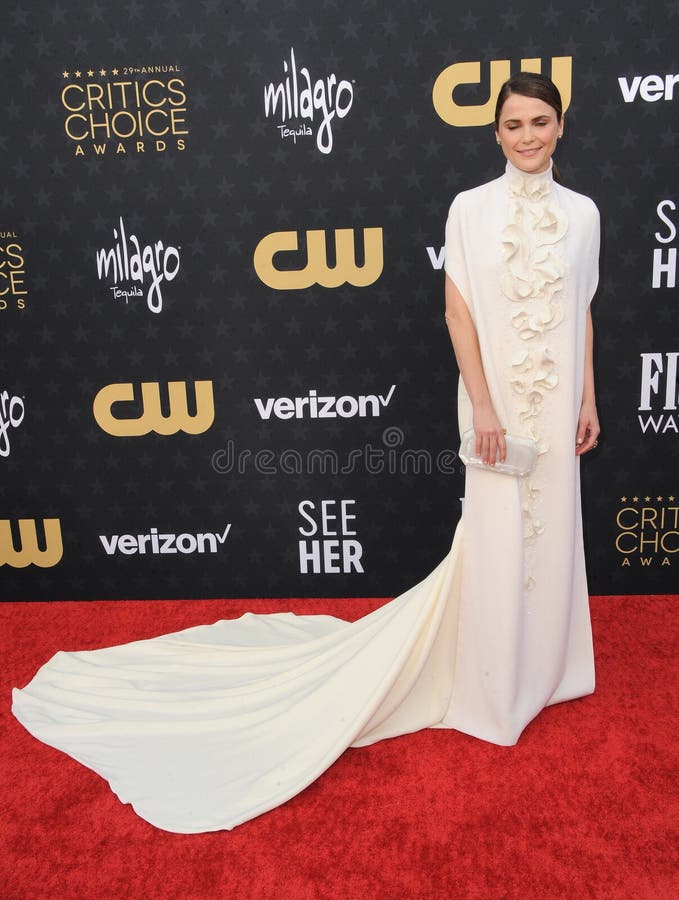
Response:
[[505, 158, 554, 181]]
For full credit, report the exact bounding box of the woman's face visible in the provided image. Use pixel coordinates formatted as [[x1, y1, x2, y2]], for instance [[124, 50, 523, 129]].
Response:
[[495, 93, 563, 174]]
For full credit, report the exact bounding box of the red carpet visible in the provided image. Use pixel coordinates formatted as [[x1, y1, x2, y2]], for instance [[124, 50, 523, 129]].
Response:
[[1, 596, 677, 900]]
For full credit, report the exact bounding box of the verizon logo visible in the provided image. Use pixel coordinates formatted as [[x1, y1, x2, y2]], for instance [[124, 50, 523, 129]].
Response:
[[99, 525, 231, 555], [254, 386, 396, 420]]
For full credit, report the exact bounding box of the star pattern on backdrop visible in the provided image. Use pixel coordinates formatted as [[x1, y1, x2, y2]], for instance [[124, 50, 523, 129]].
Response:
[[0, 0, 676, 600]]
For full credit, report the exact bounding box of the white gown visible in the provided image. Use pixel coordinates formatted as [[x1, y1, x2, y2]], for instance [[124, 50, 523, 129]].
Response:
[[12, 161, 600, 833]]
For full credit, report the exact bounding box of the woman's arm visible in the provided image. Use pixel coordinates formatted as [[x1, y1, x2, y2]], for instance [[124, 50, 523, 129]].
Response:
[[575, 307, 600, 455], [444, 274, 506, 465]]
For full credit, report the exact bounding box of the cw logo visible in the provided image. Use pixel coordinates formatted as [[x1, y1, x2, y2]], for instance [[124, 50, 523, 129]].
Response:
[[433, 57, 572, 127], [0, 518, 63, 568], [93, 381, 215, 437], [254, 227, 383, 290]]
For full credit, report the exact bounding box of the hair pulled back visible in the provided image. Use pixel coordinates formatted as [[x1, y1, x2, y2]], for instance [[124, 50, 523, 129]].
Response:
[[494, 71, 563, 129]]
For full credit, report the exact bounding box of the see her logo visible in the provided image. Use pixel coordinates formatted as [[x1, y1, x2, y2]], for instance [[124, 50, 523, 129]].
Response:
[[298, 500, 364, 574]]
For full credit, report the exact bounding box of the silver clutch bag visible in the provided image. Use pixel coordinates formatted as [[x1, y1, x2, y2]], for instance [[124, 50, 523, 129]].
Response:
[[458, 428, 538, 477]]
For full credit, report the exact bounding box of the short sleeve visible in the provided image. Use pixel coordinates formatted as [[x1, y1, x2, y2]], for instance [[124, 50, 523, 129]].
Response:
[[585, 201, 601, 307], [444, 194, 473, 310]]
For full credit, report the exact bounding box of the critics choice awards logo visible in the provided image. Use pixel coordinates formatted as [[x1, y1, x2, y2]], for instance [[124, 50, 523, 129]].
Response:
[[60, 65, 188, 156], [615, 495, 678, 569], [263, 49, 354, 154], [96, 218, 181, 313], [0, 231, 28, 311]]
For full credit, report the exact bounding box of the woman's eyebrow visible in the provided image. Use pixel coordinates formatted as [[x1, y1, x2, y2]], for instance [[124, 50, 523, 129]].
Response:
[[502, 115, 551, 124]]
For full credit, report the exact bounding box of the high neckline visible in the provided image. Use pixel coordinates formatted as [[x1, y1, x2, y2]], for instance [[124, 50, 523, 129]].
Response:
[[505, 159, 554, 202]]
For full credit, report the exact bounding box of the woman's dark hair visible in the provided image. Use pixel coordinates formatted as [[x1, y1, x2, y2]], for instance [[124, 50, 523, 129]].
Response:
[[494, 71, 563, 128], [494, 71, 564, 181]]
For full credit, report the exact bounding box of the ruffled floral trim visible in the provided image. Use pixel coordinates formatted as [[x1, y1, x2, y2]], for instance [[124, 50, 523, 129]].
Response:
[[501, 162, 567, 591], [501, 180, 567, 340], [507, 167, 551, 203], [510, 349, 558, 453]]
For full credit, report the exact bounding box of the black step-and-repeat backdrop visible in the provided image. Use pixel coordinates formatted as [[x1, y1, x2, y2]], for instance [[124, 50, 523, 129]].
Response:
[[1, 0, 677, 601]]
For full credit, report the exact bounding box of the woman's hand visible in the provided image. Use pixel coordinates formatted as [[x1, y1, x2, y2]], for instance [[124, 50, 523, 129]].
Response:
[[575, 400, 600, 455], [473, 404, 506, 466], [577, 309, 599, 456]]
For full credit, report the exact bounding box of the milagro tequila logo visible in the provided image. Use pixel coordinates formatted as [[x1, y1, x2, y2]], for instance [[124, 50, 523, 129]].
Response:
[[263, 49, 354, 154], [0, 390, 25, 458], [95, 217, 181, 313]]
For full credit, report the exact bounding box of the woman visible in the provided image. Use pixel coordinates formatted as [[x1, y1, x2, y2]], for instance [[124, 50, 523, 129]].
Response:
[[12, 74, 600, 833], [440, 71, 600, 745]]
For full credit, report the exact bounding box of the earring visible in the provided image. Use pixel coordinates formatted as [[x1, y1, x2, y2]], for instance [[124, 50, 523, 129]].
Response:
[[497, 139, 501, 145]]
